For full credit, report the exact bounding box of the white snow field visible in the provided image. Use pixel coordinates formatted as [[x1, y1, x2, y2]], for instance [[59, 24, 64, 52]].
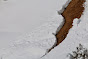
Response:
[[0, 0, 68, 59], [0, 32, 22, 49], [0, 0, 88, 59]]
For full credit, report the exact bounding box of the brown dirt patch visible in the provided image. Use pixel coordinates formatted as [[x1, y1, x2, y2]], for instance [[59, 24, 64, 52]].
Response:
[[56, 0, 85, 45]]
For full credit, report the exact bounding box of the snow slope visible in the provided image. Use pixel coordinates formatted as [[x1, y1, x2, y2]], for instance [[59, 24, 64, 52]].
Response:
[[1, 0, 87, 59], [0, 13, 63, 59], [0, 0, 69, 59]]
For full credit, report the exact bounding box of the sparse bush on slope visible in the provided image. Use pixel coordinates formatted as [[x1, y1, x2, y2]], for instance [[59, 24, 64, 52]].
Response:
[[67, 44, 88, 59]]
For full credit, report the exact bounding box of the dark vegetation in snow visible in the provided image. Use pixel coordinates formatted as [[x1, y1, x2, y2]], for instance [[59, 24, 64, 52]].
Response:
[[67, 44, 88, 59]]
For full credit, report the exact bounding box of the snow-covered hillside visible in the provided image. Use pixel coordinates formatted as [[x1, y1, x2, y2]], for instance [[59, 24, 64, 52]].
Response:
[[0, 0, 88, 59], [0, 0, 68, 59]]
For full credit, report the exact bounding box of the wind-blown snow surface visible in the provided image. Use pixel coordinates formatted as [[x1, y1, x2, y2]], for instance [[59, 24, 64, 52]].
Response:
[[0, 0, 69, 59]]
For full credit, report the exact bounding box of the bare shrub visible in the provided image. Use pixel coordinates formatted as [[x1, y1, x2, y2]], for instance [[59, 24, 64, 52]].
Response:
[[67, 44, 88, 59]]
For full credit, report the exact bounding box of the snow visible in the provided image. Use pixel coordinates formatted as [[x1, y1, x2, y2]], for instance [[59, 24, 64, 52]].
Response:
[[0, 0, 88, 59], [0, 32, 22, 49], [0, 0, 68, 32], [0, 13, 63, 59], [0, 0, 68, 54], [0, 0, 68, 59]]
